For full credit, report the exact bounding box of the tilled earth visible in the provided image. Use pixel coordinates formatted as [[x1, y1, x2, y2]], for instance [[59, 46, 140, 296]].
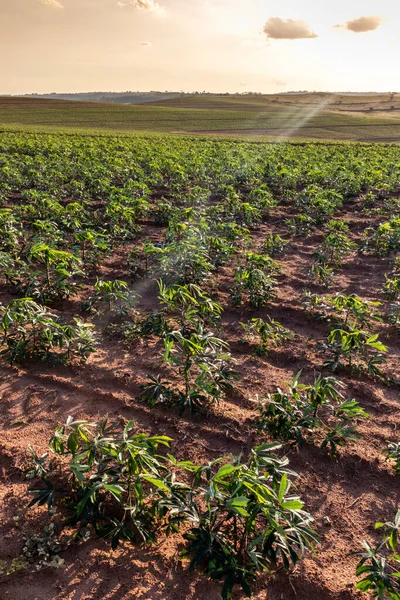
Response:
[[0, 200, 399, 600]]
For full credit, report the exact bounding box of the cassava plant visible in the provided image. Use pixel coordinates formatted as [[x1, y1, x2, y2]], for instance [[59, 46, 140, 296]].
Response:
[[381, 259, 400, 331], [262, 233, 287, 257], [1, 243, 84, 304], [384, 441, 400, 475], [256, 371, 369, 453], [0, 298, 96, 365], [322, 328, 388, 380], [26, 420, 318, 600], [146, 227, 214, 284], [74, 230, 109, 267], [303, 292, 383, 331], [285, 213, 316, 237], [328, 293, 382, 330], [360, 217, 400, 256], [354, 508, 400, 599], [231, 253, 280, 308], [240, 317, 294, 356], [309, 263, 334, 288], [180, 442, 318, 600], [28, 243, 83, 303], [0, 208, 21, 251], [314, 221, 356, 269], [157, 280, 223, 328], [382, 275, 400, 302], [123, 280, 222, 346], [25, 417, 189, 547], [143, 324, 238, 414], [82, 279, 137, 317]]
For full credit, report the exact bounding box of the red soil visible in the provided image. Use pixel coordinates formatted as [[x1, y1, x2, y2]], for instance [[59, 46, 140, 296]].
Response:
[[0, 201, 399, 600]]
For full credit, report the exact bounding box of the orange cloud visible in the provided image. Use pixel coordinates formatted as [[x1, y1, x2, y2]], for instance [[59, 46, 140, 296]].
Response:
[[334, 16, 383, 33], [263, 17, 318, 40]]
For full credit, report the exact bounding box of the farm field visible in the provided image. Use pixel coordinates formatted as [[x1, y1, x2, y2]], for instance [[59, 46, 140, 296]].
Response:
[[3, 95, 400, 141], [145, 91, 400, 115], [0, 130, 399, 600]]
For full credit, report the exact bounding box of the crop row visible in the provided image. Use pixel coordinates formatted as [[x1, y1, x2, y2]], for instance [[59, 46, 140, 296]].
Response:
[[0, 132, 399, 598]]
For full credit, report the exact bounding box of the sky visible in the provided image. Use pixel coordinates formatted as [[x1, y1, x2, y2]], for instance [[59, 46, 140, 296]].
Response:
[[0, 0, 399, 94]]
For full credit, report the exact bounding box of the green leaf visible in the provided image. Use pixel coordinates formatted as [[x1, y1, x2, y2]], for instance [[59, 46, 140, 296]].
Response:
[[67, 430, 80, 454], [141, 475, 170, 491], [282, 499, 304, 511], [278, 474, 288, 503], [356, 579, 373, 592], [227, 496, 250, 516], [103, 484, 125, 501], [214, 464, 236, 480]]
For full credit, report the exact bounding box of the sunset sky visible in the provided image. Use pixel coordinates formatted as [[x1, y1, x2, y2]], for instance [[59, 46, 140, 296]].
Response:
[[1, 0, 400, 94]]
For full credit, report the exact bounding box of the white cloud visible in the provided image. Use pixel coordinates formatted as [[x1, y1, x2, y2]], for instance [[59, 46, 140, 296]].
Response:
[[117, 0, 163, 11], [334, 16, 383, 33], [39, 0, 64, 8], [263, 17, 318, 40], [141, 41, 152, 46]]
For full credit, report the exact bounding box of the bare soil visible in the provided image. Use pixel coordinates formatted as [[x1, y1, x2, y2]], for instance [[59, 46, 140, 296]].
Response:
[[0, 199, 399, 600]]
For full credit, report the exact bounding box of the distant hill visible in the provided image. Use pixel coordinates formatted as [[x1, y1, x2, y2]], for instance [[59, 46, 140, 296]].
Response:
[[21, 91, 211, 104], [2, 94, 400, 142], [19, 91, 398, 107]]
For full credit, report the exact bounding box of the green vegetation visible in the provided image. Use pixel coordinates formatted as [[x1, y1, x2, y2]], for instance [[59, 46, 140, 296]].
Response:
[[0, 298, 96, 365], [354, 509, 400, 599], [26, 418, 318, 600], [240, 316, 294, 356], [384, 441, 400, 474], [256, 372, 369, 452], [0, 127, 399, 598], [3, 95, 400, 141], [141, 282, 237, 414], [303, 292, 388, 379]]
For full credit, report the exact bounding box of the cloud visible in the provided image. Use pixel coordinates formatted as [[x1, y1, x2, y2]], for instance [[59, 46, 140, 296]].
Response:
[[141, 41, 152, 46], [39, 0, 64, 8], [334, 16, 383, 33], [263, 17, 318, 40], [117, 0, 163, 11]]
